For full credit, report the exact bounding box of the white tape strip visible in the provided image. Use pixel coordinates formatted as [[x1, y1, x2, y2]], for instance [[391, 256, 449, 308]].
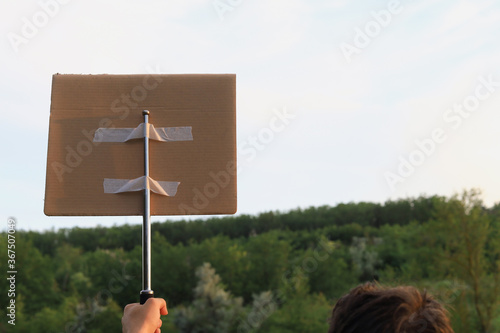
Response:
[[93, 123, 193, 142], [103, 176, 180, 196]]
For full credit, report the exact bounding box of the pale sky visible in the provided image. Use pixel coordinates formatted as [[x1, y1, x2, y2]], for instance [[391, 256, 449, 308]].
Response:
[[1, 0, 500, 231]]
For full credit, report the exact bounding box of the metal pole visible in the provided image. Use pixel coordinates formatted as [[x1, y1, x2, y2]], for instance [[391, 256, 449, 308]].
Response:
[[140, 110, 154, 304]]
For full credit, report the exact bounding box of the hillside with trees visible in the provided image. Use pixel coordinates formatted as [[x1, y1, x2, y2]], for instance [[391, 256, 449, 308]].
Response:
[[1, 190, 499, 332]]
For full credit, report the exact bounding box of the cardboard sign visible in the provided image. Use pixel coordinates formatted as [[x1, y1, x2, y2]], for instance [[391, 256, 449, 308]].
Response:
[[44, 74, 236, 216]]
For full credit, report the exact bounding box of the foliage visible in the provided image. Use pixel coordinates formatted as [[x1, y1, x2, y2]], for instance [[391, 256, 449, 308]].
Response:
[[427, 190, 500, 333], [174, 263, 245, 333], [1, 192, 499, 332], [259, 269, 331, 333]]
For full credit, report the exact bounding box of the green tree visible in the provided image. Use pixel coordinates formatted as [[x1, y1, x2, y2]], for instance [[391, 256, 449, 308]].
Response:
[[194, 236, 249, 299], [430, 190, 500, 333], [237, 291, 276, 332], [54, 243, 83, 294], [307, 239, 357, 299], [82, 248, 134, 307], [174, 263, 245, 333], [260, 270, 331, 333], [349, 236, 382, 282], [242, 232, 291, 301], [15, 296, 78, 333], [15, 239, 60, 314]]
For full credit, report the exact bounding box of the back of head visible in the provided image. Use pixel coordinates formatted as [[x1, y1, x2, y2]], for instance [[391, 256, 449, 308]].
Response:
[[328, 283, 454, 333]]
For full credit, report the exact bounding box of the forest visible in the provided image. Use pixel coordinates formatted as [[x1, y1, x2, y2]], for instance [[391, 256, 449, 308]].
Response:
[[1, 189, 499, 332]]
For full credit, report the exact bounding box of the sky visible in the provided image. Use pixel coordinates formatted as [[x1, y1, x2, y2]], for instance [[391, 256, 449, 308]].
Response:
[[1, 0, 500, 232]]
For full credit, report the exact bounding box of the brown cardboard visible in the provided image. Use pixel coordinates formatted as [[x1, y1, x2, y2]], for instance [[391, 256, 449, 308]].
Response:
[[44, 74, 236, 216]]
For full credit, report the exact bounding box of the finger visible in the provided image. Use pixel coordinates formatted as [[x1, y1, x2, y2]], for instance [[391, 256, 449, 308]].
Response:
[[145, 298, 168, 315], [160, 305, 168, 316], [140, 297, 168, 324], [158, 319, 163, 328], [155, 299, 168, 315]]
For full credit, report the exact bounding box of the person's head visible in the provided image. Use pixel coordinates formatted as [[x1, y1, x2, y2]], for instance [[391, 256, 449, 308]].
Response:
[[328, 283, 454, 333]]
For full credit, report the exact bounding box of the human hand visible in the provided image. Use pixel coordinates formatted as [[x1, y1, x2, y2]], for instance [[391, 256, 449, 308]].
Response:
[[122, 298, 168, 333]]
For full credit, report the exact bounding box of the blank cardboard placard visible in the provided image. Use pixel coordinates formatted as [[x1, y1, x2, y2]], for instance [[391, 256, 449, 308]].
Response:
[[44, 74, 236, 216]]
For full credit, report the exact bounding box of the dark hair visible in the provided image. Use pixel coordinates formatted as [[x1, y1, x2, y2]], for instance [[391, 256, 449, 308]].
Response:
[[328, 283, 454, 333]]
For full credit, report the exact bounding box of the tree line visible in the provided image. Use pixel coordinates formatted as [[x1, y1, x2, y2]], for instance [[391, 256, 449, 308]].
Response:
[[26, 195, 441, 255]]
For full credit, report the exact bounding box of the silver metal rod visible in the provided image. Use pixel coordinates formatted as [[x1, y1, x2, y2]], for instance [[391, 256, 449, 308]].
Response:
[[141, 110, 153, 303]]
